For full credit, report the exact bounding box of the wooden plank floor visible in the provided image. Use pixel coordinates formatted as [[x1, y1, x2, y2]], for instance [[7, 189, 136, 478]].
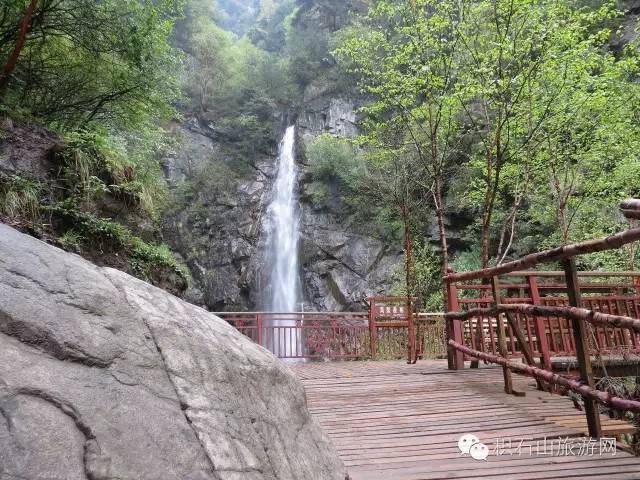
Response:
[[291, 360, 640, 480]]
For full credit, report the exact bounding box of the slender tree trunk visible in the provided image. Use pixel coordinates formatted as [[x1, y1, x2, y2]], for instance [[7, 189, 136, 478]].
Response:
[[428, 113, 449, 274], [481, 209, 492, 269], [0, 0, 38, 96], [402, 204, 416, 364], [558, 199, 569, 244], [433, 178, 449, 273]]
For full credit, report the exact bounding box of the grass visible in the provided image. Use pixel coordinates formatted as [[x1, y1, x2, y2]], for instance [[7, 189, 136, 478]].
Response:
[[0, 174, 42, 224], [1, 126, 186, 295]]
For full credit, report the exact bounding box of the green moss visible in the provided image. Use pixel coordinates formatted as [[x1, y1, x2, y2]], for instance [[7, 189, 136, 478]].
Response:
[[57, 130, 169, 217], [58, 229, 83, 252], [130, 237, 190, 283]]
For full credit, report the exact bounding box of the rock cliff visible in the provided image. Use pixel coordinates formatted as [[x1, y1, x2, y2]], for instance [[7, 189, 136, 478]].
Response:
[[0, 223, 347, 480], [295, 95, 403, 311], [163, 97, 403, 312], [161, 118, 275, 310]]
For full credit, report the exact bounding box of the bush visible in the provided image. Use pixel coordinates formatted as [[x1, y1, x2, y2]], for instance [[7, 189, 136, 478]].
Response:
[[308, 134, 359, 182], [0, 174, 42, 225], [48, 201, 188, 289], [56, 128, 170, 218], [390, 241, 444, 312], [306, 133, 365, 213], [130, 238, 190, 283]]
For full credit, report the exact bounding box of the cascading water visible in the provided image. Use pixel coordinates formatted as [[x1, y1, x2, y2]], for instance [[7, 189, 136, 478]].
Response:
[[263, 125, 301, 356]]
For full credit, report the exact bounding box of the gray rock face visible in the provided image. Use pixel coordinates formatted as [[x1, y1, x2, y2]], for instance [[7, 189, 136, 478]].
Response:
[[295, 92, 403, 311], [163, 96, 400, 312], [299, 209, 403, 311], [297, 97, 359, 149], [0, 224, 347, 480], [162, 119, 274, 310]]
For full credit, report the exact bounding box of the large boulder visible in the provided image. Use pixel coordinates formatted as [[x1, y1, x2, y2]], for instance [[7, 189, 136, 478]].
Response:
[[0, 224, 347, 480]]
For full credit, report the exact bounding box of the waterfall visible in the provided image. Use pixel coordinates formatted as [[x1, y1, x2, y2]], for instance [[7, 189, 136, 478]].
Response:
[[264, 125, 300, 313], [262, 125, 301, 357]]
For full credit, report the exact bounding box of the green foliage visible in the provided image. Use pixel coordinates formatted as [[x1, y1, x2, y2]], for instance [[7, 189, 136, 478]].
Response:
[[58, 129, 169, 217], [304, 133, 407, 240], [249, 0, 296, 53], [50, 200, 188, 286], [307, 133, 363, 196], [286, 0, 358, 87], [336, 0, 640, 288], [184, 19, 234, 112], [0, 0, 183, 131], [179, 7, 298, 167], [0, 126, 183, 293], [1, 0, 180, 292], [58, 230, 83, 253], [130, 237, 190, 283], [410, 242, 444, 312], [0, 174, 42, 224], [389, 242, 444, 312]]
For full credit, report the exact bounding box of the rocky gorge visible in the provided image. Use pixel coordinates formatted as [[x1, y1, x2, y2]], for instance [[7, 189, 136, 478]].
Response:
[[162, 90, 405, 312]]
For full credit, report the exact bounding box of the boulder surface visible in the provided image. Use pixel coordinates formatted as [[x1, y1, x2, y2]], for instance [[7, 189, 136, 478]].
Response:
[[0, 223, 347, 480]]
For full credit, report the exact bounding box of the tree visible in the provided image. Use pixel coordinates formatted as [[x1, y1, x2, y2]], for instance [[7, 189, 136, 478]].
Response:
[[0, 0, 38, 95], [453, 0, 559, 267], [354, 119, 430, 363], [449, 0, 639, 269], [186, 20, 232, 112], [0, 0, 183, 130], [336, 0, 466, 275]]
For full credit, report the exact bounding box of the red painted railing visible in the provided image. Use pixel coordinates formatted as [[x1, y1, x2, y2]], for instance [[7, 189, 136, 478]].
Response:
[[217, 307, 445, 361], [449, 271, 640, 364], [444, 198, 640, 438]]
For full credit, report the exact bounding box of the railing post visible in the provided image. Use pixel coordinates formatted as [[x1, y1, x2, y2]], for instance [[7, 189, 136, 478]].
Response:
[[490, 276, 514, 394], [446, 273, 464, 370], [256, 313, 263, 347], [562, 258, 602, 438], [527, 274, 552, 370], [368, 298, 378, 360]]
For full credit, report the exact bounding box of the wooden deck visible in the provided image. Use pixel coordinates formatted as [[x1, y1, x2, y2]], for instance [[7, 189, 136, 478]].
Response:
[[291, 360, 640, 480]]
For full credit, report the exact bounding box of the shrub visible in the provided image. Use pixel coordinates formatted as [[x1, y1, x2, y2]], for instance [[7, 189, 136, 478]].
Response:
[[0, 174, 42, 225]]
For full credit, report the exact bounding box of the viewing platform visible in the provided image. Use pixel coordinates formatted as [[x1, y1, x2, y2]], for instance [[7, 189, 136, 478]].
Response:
[[292, 360, 640, 480]]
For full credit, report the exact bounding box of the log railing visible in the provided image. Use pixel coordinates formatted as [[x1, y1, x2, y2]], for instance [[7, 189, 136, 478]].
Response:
[[444, 199, 640, 437]]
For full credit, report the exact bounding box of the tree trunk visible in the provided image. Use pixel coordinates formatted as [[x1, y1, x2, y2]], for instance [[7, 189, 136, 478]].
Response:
[[0, 0, 38, 96], [481, 213, 491, 269], [402, 204, 416, 364], [433, 178, 449, 273]]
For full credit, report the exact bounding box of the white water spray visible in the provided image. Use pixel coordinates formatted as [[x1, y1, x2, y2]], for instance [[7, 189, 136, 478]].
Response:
[[266, 125, 300, 313]]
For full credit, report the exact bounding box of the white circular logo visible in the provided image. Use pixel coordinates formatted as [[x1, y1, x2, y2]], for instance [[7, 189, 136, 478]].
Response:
[[470, 442, 489, 461], [458, 434, 480, 454]]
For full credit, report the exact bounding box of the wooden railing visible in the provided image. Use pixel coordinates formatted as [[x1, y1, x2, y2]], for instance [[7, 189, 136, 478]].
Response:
[[448, 271, 640, 366], [217, 306, 446, 361], [444, 199, 640, 438]]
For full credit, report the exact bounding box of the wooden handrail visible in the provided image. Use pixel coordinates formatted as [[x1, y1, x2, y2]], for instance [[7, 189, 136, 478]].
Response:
[[621, 199, 640, 219], [444, 200, 640, 283], [503, 304, 640, 334], [443, 199, 640, 435], [444, 227, 640, 283], [445, 304, 640, 333], [449, 340, 640, 412], [501, 271, 640, 277]]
